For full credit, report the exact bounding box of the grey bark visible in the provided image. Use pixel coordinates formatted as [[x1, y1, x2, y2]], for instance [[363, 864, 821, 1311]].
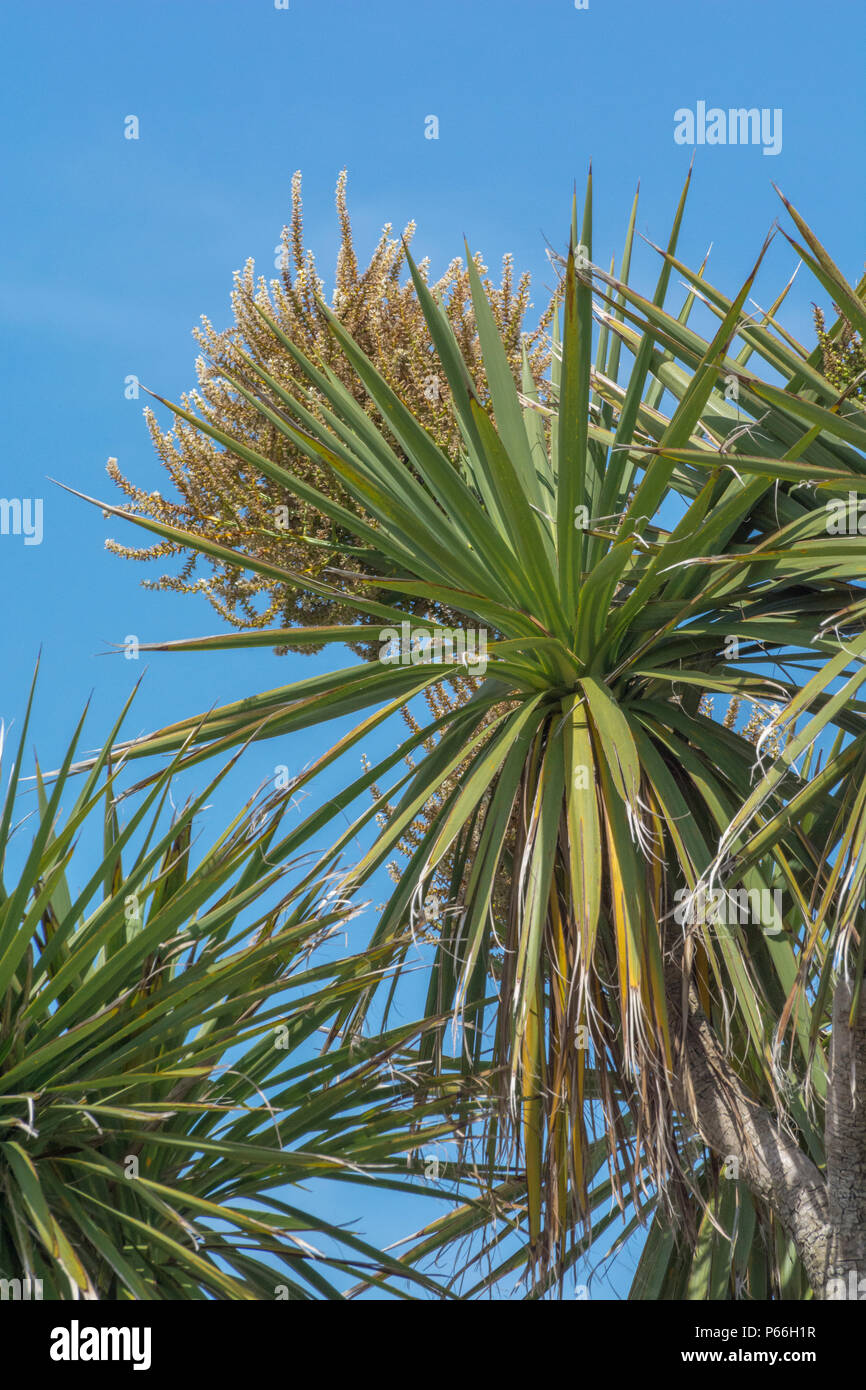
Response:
[[665, 959, 866, 1297], [824, 977, 866, 1294]]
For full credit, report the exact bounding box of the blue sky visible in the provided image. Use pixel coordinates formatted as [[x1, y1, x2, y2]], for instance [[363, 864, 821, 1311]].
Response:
[[0, 0, 862, 1299]]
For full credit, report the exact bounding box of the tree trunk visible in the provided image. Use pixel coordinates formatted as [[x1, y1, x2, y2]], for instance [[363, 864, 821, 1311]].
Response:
[[666, 957, 866, 1298], [824, 978, 866, 1296]]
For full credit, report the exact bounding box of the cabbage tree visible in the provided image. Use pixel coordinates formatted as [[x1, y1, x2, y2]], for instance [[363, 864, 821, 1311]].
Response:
[[74, 173, 866, 1297]]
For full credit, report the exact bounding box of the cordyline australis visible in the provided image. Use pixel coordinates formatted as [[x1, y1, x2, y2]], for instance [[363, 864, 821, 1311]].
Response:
[[0, 675, 493, 1299], [70, 166, 866, 1300], [106, 169, 553, 647]]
